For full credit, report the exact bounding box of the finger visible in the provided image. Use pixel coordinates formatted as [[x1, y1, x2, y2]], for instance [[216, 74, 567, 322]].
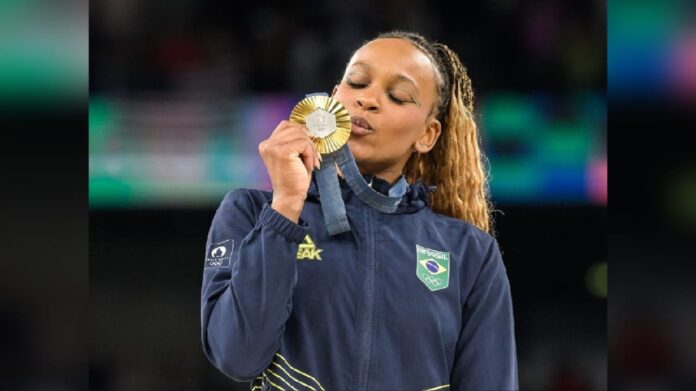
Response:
[[273, 132, 314, 152], [272, 124, 312, 144], [272, 124, 321, 160], [299, 138, 318, 173], [270, 120, 296, 136], [271, 120, 314, 139], [313, 142, 321, 169], [281, 138, 317, 173], [281, 134, 321, 170], [301, 142, 316, 174]]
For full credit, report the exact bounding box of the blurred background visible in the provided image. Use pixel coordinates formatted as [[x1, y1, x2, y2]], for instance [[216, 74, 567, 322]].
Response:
[[88, 1, 607, 390], [14, 0, 696, 390], [5, 0, 696, 390], [608, 0, 696, 389]]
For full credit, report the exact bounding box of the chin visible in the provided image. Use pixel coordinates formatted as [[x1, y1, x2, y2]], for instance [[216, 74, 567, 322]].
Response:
[[347, 139, 370, 162]]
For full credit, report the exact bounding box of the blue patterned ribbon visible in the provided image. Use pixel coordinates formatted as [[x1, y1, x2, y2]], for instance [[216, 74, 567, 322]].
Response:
[[306, 93, 408, 235]]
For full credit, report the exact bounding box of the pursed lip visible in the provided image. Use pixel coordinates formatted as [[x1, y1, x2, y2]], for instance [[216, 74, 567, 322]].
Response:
[[350, 116, 374, 135]]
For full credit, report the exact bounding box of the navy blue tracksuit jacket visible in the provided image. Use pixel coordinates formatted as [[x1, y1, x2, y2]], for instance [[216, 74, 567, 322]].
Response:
[[201, 173, 518, 391]]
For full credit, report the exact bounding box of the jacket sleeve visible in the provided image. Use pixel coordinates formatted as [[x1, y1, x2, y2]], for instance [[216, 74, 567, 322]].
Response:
[[451, 238, 519, 390], [200, 189, 309, 381]]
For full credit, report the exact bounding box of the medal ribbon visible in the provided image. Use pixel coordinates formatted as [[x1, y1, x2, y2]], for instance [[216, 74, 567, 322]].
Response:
[[305, 93, 408, 235]]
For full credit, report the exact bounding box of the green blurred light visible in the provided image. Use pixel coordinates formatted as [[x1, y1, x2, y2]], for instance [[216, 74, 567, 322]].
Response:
[[489, 159, 541, 200], [585, 262, 607, 299], [0, 54, 78, 100], [0, 0, 87, 103], [89, 98, 118, 152], [540, 124, 590, 165], [609, 0, 682, 39], [0, 0, 32, 17], [482, 93, 542, 137], [89, 178, 134, 207]]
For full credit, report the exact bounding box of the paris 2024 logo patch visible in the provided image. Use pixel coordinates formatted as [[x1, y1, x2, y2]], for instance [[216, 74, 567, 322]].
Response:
[[205, 239, 234, 268]]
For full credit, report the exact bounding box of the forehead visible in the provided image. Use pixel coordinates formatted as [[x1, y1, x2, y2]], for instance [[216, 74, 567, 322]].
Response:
[[349, 38, 437, 86]]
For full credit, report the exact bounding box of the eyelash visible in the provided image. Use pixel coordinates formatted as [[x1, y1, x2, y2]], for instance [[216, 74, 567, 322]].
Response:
[[346, 80, 407, 105]]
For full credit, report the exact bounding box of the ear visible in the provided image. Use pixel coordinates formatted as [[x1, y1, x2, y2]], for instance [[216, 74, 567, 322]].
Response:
[[414, 118, 442, 154], [331, 85, 339, 97]]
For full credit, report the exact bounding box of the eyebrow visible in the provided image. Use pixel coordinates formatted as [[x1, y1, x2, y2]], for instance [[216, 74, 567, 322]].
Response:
[[350, 62, 421, 102]]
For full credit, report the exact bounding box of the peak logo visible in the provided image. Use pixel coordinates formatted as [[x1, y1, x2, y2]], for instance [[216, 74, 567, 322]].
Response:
[[296, 235, 323, 261]]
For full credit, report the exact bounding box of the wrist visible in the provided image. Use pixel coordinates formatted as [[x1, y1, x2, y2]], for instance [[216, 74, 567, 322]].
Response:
[[271, 195, 305, 223]]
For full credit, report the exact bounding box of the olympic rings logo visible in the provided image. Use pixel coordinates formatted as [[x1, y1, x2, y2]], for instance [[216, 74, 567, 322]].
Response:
[[424, 276, 442, 286]]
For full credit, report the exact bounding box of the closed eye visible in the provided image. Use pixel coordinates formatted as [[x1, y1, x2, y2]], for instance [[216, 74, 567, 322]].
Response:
[[346, 80, 366, 88], [388, 93, 406, 105], [346, 79, 412, 105]]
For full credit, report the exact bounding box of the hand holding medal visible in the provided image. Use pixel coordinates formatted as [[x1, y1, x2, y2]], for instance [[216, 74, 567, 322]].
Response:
[[287, 93, 407, 236], [259, 120, 322, 224], [289, 94, 352, 155]]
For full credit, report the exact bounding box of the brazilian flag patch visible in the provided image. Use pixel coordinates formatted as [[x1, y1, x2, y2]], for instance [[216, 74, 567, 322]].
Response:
[[416, 244, 450, 291]]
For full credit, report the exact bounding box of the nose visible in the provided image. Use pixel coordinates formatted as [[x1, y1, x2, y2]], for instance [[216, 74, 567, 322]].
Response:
[[356, 92, 379, 112]]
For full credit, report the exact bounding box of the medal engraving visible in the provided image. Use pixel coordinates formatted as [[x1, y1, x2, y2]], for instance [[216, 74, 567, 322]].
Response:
[[305, 108, 336, 138], [289, 95, 351, 154]]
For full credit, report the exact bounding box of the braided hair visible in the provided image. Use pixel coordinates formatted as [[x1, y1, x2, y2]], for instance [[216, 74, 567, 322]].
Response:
[[368, 31, 495, 234]]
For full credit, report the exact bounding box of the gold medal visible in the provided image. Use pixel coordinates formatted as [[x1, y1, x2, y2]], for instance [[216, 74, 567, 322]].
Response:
[[289, 95, 351, 154]]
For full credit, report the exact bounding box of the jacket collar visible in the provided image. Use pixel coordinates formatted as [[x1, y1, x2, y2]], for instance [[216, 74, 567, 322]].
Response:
[[307, 171, 435, 214]]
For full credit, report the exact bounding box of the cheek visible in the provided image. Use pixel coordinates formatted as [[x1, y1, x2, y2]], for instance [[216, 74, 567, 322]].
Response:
[[332, 86, 352, 106], [385, 110, 425, 143]]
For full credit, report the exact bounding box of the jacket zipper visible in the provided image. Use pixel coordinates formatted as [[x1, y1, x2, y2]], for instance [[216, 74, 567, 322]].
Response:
[[356, 207, 376, 390]]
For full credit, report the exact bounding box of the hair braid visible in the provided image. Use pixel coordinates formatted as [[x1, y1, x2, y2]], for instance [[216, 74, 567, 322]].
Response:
[[374, 31, 495, 235]]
